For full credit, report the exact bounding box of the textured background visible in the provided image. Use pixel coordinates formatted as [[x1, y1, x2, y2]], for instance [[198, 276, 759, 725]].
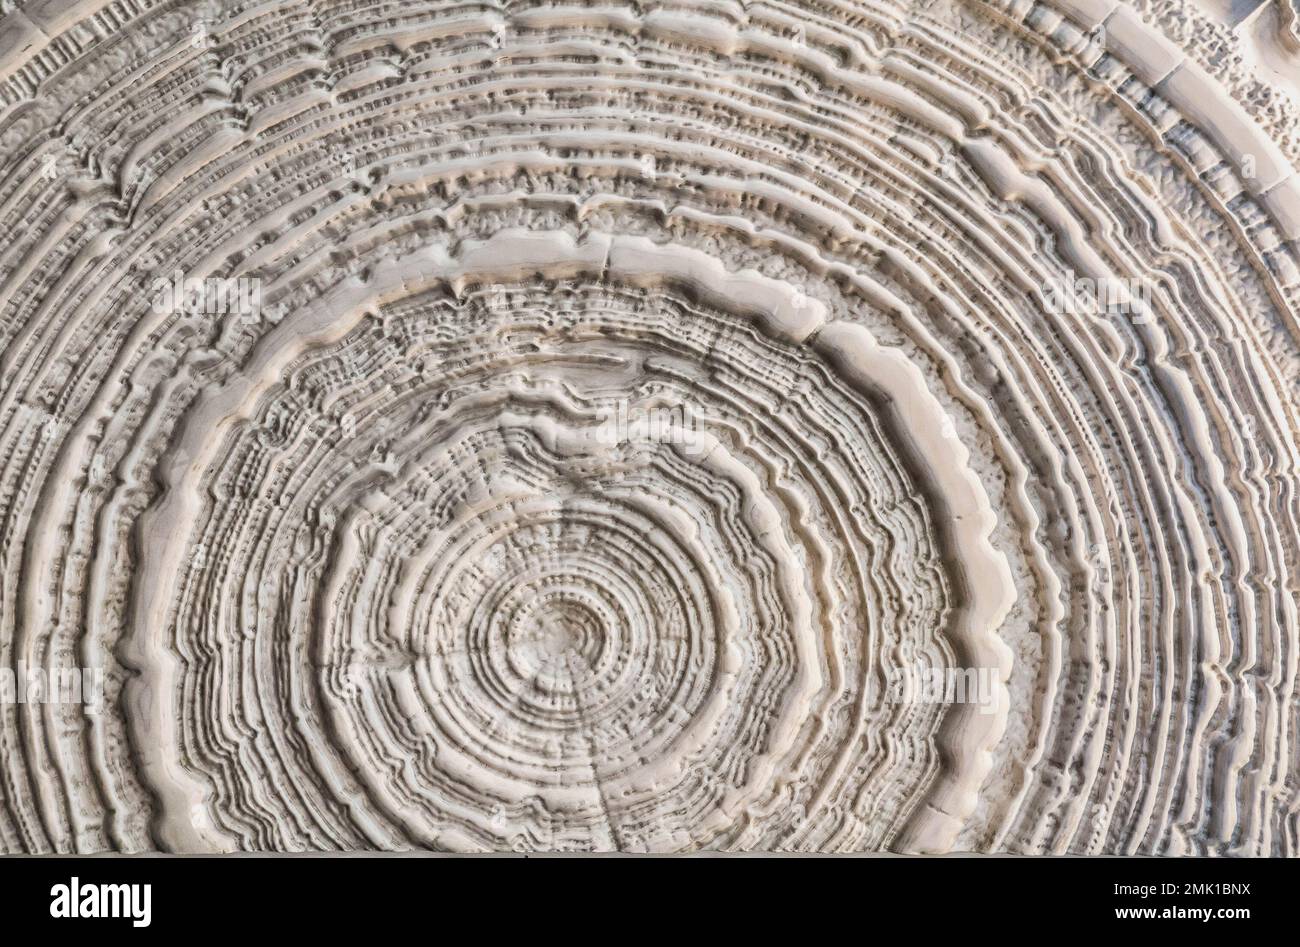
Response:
[[0, 0, 1298, 855]]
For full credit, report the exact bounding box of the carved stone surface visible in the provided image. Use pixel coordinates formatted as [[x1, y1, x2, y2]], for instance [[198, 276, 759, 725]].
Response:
[[0, 0, 1298, 855]]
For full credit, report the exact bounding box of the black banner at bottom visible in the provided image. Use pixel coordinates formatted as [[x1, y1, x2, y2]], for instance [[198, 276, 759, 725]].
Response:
[[0, 853, 1283, 935]]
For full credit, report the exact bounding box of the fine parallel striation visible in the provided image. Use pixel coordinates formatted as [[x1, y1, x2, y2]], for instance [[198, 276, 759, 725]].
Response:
[[0, 0, 1297, 855]]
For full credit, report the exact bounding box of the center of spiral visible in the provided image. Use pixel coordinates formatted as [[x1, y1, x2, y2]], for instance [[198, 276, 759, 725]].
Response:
[[530, 601, 598, 661]]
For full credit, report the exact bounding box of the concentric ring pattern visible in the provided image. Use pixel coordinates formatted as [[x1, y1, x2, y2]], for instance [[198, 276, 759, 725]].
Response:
[[0, 0, 1298, 855]]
